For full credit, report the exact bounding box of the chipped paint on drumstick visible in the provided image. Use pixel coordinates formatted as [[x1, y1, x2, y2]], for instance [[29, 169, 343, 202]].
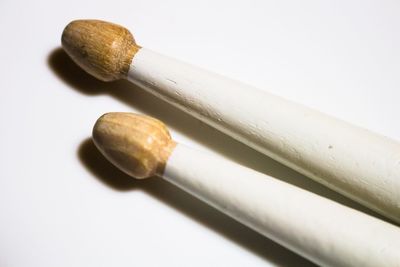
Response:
[[62, 20, 400, 223], [127, 48, 400, 222], [93, 112, 400, 267]]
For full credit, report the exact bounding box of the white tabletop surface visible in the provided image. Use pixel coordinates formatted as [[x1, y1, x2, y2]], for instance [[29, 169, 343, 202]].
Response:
[[1, 0, 399, 266]]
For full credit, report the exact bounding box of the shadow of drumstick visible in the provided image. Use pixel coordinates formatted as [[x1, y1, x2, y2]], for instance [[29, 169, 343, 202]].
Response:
[[47, 46, 395, 264], [78, 138, 315, 266]]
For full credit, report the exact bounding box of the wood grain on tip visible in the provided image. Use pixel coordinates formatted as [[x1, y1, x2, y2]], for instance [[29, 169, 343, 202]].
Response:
[[92, 113, 176, 179], [62, 20, 141, 81]]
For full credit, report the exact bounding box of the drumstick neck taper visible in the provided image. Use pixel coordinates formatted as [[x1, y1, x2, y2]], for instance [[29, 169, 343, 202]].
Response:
[[92, 112, 400, 267]]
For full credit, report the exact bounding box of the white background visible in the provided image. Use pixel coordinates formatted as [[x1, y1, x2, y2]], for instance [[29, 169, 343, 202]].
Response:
[[0, 0, 399, 266]]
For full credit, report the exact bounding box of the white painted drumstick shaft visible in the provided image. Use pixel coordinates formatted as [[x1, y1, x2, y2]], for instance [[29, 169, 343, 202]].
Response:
[[128, 48, 400, 222], [92, 112, 400, 266], [163, 144, 400, 267], [65, 20, 400, 266]]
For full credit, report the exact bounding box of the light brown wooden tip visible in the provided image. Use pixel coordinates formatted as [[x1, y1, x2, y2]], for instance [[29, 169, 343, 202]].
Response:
[[62, 20, 141, 81], [92, 112, 176, 179]]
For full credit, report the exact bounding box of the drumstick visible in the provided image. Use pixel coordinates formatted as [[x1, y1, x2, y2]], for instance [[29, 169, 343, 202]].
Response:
[[62, 20, 400, 223], [92, 112, 400, 267]]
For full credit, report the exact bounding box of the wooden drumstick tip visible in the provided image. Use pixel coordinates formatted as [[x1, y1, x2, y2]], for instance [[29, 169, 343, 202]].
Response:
[[92, 112, 176, 179], [61, 19, 141, 82]]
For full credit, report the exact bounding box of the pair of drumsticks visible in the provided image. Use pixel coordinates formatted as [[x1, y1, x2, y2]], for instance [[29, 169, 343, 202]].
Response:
[[62, 20, 400, 266]]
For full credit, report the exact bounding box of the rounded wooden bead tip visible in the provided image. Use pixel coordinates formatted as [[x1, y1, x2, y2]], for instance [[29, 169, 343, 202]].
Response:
[[61, 19, 141, 81], [92, 113, 176, 179]]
